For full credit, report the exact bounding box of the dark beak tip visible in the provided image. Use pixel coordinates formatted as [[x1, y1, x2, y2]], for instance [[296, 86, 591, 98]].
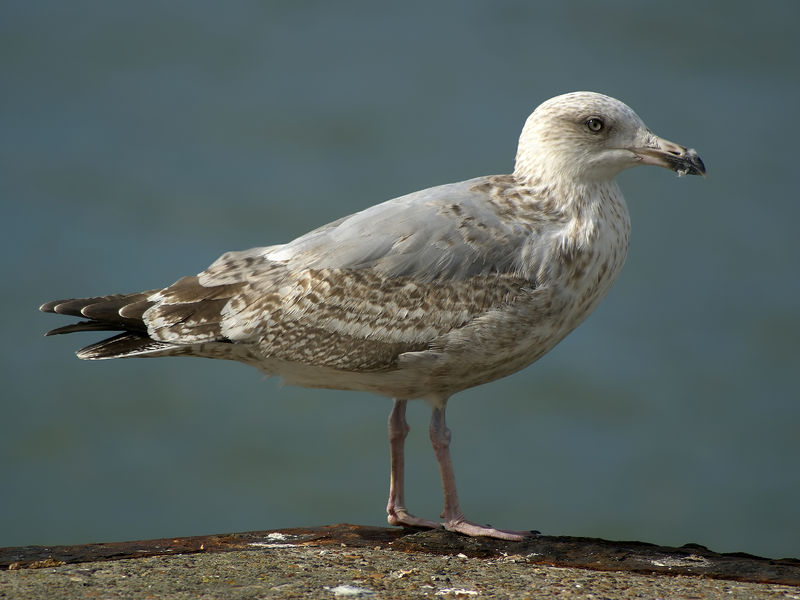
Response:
[[694, 155, 707, 177], [677, 148, 706, 177]]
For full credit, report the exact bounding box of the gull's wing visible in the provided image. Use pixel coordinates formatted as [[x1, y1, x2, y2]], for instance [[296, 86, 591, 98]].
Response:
[[47, 175, 553, 370], [267, 175, 541, 280], [172, 175, 547, 368]]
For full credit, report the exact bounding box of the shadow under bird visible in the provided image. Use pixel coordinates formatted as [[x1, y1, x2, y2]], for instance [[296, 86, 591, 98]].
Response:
[[41, 91, 705, 540]]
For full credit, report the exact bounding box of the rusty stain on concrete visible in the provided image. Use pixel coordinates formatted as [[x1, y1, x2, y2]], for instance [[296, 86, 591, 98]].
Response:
[[2, 524, 798, 587]]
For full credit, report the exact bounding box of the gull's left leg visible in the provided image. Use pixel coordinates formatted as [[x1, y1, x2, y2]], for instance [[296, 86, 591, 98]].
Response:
[[386, 399, 441, 530], [429, 399, 534, 541]]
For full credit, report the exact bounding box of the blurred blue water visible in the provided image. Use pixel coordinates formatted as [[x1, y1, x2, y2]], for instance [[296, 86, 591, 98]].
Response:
[[2, 1, 798, 558]]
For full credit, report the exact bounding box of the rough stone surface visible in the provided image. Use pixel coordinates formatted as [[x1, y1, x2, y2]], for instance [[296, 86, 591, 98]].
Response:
[[2, 525, 798, 599]]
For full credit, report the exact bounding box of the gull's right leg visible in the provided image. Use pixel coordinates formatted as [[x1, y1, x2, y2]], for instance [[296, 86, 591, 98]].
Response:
[[386, 399, 441, 530], [429, 401, 534, 541]]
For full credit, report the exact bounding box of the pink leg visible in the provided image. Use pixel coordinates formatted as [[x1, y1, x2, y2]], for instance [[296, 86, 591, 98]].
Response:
[[386, 399, 441, 530], [429, 404, 534, 541]]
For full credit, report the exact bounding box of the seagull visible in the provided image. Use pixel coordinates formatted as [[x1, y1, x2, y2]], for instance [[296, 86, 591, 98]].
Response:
[[41, 92, 705, 541]]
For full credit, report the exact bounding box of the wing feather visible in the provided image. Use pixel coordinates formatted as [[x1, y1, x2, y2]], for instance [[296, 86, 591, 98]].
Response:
[[44, 174, 550, 372]]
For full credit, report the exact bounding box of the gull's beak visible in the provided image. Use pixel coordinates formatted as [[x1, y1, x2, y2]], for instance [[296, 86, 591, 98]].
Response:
[[630, 134, 706, 177]]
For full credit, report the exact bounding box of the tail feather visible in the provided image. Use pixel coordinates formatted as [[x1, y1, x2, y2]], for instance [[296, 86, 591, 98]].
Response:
[[76, 333, 174, 360], [41, 276, 248, 361], [80, 297, 152, 328], [45, 320, 129, 336], [41, 293, 154, 333], [40, 291, 166, 359], [118, 299, 156, 321], [41, 293, 146, 316]]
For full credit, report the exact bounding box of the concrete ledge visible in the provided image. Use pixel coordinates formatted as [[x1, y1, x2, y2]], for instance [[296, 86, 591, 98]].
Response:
[[1, 525, 798, 599]]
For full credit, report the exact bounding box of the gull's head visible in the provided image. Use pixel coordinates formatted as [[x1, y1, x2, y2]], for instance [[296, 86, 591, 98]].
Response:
[[514, 91, 705, 184]]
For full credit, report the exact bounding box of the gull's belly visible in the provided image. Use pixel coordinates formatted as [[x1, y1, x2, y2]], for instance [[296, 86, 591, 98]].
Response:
[[267, 235, 630, 400], [401, 211, 632, 396]]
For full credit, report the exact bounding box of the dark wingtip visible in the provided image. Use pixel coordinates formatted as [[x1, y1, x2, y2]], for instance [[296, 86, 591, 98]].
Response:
[[45, 321, 127, 337], [40, 299, 67, 313], [75, 333, 172, 360]]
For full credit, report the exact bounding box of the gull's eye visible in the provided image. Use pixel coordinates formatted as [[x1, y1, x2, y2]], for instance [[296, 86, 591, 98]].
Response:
[[586, 118, 604, 133]]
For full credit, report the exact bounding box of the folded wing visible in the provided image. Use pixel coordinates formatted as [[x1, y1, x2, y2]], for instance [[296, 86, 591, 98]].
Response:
[[42, 176, 544, 371]]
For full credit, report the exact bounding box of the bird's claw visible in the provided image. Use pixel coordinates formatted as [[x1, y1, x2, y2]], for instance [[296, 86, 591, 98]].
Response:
[[442, 518, 537, 541], [387, 507, 442, 530]]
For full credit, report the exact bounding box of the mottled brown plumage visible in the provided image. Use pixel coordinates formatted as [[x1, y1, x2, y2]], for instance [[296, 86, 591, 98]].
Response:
[[41, 92, 705, 540]]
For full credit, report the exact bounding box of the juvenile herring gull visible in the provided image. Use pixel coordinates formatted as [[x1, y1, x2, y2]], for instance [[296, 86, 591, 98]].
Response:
[[41, 92, 705, 540]]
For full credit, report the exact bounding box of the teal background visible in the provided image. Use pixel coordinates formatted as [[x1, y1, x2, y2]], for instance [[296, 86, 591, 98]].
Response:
[[2, 1, 798, 558]]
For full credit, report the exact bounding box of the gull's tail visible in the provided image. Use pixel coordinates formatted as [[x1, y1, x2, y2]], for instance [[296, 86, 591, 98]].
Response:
[[39, 292, 173, 359]]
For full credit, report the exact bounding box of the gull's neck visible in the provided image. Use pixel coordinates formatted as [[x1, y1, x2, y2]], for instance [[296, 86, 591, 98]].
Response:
[[511, 164, 624, 219], [510, 149, 630, 265]]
